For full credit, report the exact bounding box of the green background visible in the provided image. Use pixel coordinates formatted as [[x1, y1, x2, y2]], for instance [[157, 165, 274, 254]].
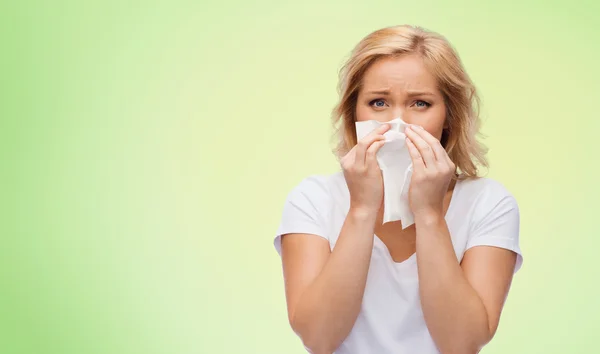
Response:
[[2, 0, 599, 353]]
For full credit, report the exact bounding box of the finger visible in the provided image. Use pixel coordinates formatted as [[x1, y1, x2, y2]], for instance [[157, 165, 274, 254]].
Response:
[[340, 146, 356, 170], [405, 138, 425, 172], [405, 126, 436, 167], [411, 125, 449, 164], [355, 124, 390, 167], [365, 139, 386, 167], [445, 153, 456, 175]]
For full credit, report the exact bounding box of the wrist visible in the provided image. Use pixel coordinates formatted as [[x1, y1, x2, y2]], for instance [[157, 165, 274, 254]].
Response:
[[348, 204, 379, 221], [414, 209, 445, 226]]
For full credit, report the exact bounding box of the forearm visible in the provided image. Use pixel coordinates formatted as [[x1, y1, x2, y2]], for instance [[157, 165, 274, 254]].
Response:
[[415, 214, 491, 354], [292, 207, 376, 353]]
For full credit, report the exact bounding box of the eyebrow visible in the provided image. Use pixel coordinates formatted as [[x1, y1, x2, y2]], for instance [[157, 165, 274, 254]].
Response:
[[366, 89, 392, 95], [366, 89, 436, 97], [407, 90, 436, 97]]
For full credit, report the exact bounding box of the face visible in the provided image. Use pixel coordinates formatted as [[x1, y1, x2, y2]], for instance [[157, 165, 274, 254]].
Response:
[[355, 54, 447, 141]]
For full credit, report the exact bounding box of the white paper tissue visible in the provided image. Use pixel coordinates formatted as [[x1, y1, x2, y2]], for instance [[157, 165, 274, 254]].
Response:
[[355, 117, 414, 228]]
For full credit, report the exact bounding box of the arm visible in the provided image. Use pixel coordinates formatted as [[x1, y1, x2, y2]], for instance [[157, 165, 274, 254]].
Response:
[[280, 123, 391, 353], [405, 125, 518, 353], [281, 207, 377, 354], [415, 214, 516, 353]]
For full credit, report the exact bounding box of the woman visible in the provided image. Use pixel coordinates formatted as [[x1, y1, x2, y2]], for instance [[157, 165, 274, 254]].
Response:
[[273, 25, 522, 354]]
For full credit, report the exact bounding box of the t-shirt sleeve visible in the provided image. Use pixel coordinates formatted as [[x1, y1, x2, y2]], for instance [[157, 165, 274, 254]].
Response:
[[273, 176, 331, 256], [465, 186, 523, 273]]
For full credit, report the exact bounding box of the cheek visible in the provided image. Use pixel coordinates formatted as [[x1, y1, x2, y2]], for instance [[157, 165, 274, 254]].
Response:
[[419, 125, 442, 140], [354, 102, 371, 122], [421, 106, 446, 140]]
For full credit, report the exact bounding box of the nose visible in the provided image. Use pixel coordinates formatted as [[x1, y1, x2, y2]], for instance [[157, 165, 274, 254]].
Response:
[[383, 108, 410, 123]]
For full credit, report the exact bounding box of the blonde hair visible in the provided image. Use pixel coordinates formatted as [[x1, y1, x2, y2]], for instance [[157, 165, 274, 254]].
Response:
[[331, 25, 488, 178]]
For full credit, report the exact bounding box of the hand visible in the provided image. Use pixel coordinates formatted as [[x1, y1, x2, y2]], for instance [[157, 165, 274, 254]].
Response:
[[340, 123, 391, 214], [405, 125, 456, 220]]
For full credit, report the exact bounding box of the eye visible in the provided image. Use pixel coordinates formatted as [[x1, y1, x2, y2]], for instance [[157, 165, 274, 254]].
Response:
[[414, 100, 431, 108], [369, 99, 388, 108]]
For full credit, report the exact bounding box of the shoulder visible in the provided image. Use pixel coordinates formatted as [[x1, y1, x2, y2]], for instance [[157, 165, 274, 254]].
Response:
[[458, 176, 518, 209], [287, 174, 332, 202], [282, 172, 346, 218], [286, 171, 345, 202], [292, 174, 331, 193], [458, 176, 520, 232], [274, 172, 343, 255], [456, 176, 519, 228], [458, 177, 523, 271]]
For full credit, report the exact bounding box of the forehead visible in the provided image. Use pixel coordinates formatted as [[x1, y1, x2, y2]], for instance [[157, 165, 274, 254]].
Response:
[[361, 55, 439, 92]]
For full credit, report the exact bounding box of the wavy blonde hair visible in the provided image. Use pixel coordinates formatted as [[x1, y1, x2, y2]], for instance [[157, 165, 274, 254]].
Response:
[[331, 25, 488, 178]]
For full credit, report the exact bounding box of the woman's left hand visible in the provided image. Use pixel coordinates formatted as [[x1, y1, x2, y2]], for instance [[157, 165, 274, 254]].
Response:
[[405, 125, 456, 220]]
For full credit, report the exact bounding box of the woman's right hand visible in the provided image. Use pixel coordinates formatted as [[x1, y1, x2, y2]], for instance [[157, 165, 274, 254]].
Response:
[[340, 123, 391, 214]]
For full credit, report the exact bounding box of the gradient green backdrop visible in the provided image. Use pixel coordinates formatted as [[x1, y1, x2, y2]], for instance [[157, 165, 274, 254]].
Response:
[[2, 0, 599, 353]]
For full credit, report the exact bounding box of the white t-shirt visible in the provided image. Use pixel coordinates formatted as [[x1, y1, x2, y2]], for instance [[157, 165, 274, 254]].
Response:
[[273, 170, 523, 354]]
